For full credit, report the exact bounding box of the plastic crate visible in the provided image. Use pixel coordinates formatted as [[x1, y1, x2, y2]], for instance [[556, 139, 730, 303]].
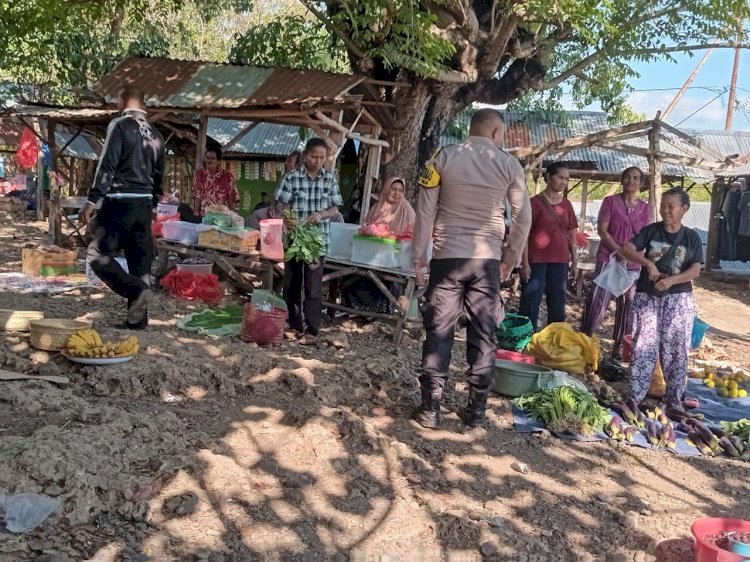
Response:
[[351, 235, 399, 268], [162, 221, 199, 244], [327, 223, 360, 260]]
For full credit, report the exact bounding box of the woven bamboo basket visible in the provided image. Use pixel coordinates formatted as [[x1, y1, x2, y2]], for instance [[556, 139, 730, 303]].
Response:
[[29, 319, 93, 351], [0, 309, 45, 332]]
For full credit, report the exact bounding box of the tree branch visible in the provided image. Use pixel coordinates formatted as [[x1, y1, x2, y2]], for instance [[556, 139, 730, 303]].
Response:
[[300, 0, 368, 61]]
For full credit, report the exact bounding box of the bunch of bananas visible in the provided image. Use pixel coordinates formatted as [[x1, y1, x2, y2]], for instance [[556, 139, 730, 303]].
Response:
[[66, 329, 139, 358]]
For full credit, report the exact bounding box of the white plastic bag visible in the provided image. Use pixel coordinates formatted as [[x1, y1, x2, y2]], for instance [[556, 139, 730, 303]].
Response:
[[540, 370, 589, 392], [593, 255, 636, 297], [0, 493, 59, 533]]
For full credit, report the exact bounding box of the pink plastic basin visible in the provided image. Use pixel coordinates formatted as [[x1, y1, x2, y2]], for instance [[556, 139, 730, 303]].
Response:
[[495, 349, 535, 365], [692, 518, 750, 562]]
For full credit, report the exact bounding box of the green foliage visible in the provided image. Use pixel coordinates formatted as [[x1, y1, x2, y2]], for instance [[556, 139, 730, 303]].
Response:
[[230, 15, 349, 72]]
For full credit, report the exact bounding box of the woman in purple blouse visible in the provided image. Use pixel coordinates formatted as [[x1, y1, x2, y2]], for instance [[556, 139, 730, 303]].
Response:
[[581, 167, 651, 359]]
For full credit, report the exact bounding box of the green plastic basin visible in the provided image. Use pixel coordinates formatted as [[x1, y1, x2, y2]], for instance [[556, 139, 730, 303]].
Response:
[[492, 360, 554, 397]]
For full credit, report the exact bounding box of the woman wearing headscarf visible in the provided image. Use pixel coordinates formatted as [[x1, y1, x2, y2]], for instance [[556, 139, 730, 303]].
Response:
[[580, 166, 651, 358], [344, 177, 416, 313], [363, 177, 416, 235]]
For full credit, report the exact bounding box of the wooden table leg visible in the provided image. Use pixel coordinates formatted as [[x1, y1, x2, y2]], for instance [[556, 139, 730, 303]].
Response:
[[155, 244, 170, 277], [328, 278, 340, 320], [394, 278, 415, 346], [262, 263, 274, 290]]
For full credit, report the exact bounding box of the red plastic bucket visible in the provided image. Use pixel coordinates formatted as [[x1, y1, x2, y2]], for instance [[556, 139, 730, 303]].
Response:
[[495, 349, 535, 364], [692, 517, 750, 562]]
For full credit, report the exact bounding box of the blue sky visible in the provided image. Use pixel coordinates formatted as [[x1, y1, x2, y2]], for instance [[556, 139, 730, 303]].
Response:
[[564, 48, 750, 131]]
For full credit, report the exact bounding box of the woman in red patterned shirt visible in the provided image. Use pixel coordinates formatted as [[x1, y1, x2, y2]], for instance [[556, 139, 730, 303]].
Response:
[[184, 147, 239, 220], [518, 162, 579, 330]]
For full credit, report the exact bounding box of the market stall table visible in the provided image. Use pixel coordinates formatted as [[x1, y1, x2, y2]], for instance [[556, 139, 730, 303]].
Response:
[[155, 239, 280, 293], [322, 257, 424, 346]]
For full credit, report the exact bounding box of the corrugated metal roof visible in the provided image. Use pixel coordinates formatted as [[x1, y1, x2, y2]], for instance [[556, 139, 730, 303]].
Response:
[[55, 131, 98, 159], [207, 118, 302, 157], [441, 110, 750, 181], [95, 57, 366, 109], [717, 162, 750, 177], [7, 106, 116, 120]]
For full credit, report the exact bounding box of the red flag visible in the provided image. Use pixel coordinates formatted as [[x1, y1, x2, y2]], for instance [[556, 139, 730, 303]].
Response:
[[15, 127, 38, 169]]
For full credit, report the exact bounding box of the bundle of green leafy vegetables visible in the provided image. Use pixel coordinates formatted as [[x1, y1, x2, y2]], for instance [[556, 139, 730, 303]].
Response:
[[184, 305, 243, 329], [283, 212, 325, 264], [514, 386, 611, 437]]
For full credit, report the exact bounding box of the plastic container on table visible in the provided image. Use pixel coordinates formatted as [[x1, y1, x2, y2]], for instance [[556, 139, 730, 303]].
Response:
[[260, 219, 284, 261], [327, 223, 360, 260], [692, 517, 750, 562], [175, 263, 213, 276], [351, 235, 399, 269], [495, 349, 536, 365], [492, 360, 554, 397], [398, 239, 433, 272], [162, 221, 199, 244], [587, 235, 601, 259], [156, 203, 179, 216]]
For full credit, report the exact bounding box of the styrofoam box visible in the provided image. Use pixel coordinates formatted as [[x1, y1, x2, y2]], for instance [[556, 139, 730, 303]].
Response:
[[327, 223, 360, 259], [351, 235, 399, 268], [398, 239, 433, 272], [157, 203, 179, 216], [175, 263, 213, 276], [86, 257, 128, 287], [162, 221, 198, 244]]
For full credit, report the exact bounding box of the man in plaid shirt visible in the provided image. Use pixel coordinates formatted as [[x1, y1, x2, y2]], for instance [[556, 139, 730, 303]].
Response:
[[275, 137, 343, 344]]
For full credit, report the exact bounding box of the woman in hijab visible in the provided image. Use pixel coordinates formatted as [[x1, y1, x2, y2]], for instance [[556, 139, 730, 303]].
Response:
[[363, 177, 415, 235], [344, 178, 416, 313]]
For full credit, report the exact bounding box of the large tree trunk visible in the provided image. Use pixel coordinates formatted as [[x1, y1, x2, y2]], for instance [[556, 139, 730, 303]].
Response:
[[381, 80, 471, 202]]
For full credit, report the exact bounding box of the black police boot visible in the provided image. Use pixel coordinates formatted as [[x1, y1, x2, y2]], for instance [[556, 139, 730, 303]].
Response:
[[463, 386, 491, 427], [413, 388, 442, 429]]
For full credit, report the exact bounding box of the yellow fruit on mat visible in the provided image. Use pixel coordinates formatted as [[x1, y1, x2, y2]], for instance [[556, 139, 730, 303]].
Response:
[[718, 388, 729, 398], [704, 379, 715, 388], [714, 379, 725, 388], [727, 380, 739, 391], [729, 389, 739, 399], [739, 390, 748, 398], [706, 373, 716, 381]]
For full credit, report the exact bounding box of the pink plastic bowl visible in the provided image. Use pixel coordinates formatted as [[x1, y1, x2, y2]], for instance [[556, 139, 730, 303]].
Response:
[[692, 518, 750, 562]]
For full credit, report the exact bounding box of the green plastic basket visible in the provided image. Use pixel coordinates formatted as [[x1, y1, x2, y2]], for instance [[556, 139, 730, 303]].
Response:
[[496, 313, 533, 351]]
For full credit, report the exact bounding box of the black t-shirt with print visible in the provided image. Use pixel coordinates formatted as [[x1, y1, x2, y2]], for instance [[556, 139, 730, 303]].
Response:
[[630, 223, 703, 294]]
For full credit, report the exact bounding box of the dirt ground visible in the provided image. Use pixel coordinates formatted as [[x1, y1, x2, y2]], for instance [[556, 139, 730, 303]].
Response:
[[1, 215, 750, 562]]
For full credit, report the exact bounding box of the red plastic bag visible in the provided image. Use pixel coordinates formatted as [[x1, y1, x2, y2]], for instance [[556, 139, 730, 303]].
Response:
[[152, 213, 179, 237], [15, 128, 39, 170], [160, 270, 223, 304]]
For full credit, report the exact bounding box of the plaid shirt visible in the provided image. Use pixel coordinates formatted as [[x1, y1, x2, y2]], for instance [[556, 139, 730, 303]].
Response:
[[275, 165, 343, 251]]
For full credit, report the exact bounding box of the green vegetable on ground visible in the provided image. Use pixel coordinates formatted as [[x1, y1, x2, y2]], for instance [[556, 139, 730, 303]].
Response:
[[515, 386, 611, 437], [283, 211, 325, 264], [185, 305, 243, 329]]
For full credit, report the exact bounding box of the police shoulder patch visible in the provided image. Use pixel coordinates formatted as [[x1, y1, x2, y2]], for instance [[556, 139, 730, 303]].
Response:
[[417, 147, 442, 188]]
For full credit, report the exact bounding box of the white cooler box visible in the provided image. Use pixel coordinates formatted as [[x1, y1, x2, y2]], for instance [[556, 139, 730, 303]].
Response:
[[327, 223, 360, 260], [351, 235, 400, 268]]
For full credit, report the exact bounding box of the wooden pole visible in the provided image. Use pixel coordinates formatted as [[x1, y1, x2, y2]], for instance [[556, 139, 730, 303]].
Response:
[[32, 119, 45, 221], [46, 120, 61, 245], [325, 111, 344, 171], [648, 114, 663, 222], [360, 125, 382, 224], [706, 179, 722, 271], [663, 49, 713, 120], [726, 24, 744, 130], [580, 177, 589, 229], [195, 113, 208, 171]]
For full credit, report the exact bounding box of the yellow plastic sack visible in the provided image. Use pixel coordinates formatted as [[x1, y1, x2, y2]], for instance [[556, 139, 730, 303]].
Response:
[[526, 322, 601, 374], [648, 360, 666, 398]]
